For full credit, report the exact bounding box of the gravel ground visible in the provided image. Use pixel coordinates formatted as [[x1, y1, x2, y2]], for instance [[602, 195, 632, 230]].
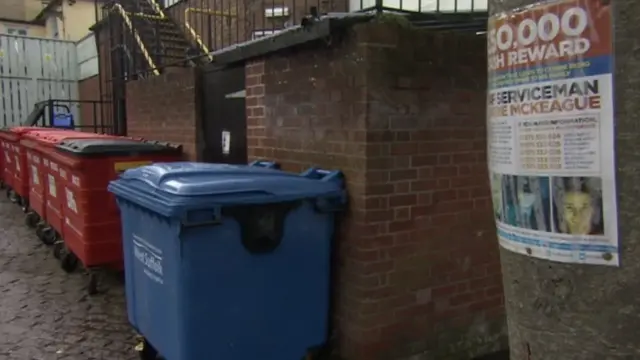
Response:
[[0, 196, 139, 360]]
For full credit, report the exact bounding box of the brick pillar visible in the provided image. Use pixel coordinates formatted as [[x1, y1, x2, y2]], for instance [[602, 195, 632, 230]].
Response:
[[246, 23, 506, 359]]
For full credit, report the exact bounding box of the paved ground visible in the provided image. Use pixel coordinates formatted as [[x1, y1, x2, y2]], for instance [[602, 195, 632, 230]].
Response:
[[0, 194, 512, 360], [0, 196, 138, 360]]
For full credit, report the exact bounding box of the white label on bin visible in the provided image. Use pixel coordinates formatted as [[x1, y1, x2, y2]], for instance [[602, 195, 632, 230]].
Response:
[[31, 166, 39, 185], [221, 130, 231, 155], [71, 175, 80, 187], [5, 153, 10, 163], [48, 175, 56, 197], [50, 162, 58, 172], [14, 156, 20, 172], [133, 234, 164, 285], [60, 169, 67, 180], [43, 159, 49, 167], [65, 188, 77, 213]]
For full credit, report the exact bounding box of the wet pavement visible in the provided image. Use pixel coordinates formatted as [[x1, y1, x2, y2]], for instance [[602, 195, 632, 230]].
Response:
[[0, 196, 138, 359]]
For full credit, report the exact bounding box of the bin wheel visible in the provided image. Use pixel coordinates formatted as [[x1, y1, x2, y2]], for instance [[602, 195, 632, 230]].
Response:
[[9, 192, 18, 204], [20, 198, 29, 213], [40, 228, 57, 246], [87, 273, 99, 296], [60, 251, 78, 273], [52, 241, 64, 260], [35, 224, 48, 243], [25, 212, 39, 228], [137, 337, 160, 360]]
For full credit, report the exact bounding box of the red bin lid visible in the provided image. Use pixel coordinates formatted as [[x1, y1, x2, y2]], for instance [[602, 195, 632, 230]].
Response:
[[23, 129, 74, 139], [56, 138, 183, 157], [0, 126, 52, 135], [27, 131, 114, 147]]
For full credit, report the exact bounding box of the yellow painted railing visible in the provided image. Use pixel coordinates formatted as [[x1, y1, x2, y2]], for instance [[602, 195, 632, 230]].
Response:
[[184, 8, 237, 62], [113, 1, 238, 70], [126, 12, 166, 20], [111, 3, 160, 76], [145, 0, 167, 18]]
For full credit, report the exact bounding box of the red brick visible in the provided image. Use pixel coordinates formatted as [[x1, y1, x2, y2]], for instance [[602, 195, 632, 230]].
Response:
[[389, 194, 417, 207], [125, 68, 197, 160], [242, 22, 503, 360], [78, 75, 110, 133]]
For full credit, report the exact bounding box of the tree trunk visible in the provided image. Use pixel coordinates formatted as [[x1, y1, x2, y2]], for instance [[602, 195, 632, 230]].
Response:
[[487, 0, 640, 359]]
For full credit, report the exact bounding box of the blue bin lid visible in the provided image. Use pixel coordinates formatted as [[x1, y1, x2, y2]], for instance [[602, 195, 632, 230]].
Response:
[[108, 162, 345, 217]]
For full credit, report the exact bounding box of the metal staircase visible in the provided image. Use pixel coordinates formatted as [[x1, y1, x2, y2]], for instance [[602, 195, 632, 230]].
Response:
[[102, 0, 204, 76]]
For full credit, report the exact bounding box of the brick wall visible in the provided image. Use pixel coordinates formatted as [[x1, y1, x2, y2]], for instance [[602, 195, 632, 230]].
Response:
[[246, 22, 506, 359], [78, 75, 109, 133], [125, 67, 197, 159]]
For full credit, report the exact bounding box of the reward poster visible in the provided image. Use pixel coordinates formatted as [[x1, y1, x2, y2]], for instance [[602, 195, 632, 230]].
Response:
[[487, 0, 618, 266]]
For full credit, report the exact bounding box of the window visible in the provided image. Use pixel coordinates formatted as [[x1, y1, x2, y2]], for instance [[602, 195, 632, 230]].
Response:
[[264, 6, 289, 18], [7, 28, 28, 36]]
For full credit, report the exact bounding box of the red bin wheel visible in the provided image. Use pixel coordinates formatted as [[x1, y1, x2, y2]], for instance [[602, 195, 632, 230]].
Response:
[[52, 242, 64, 260], [39, 228, 56, 246], [24, 212, 39, 229], [60, 251, 79, 273]]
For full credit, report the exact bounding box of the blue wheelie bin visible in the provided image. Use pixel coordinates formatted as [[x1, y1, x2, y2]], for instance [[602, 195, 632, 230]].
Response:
[[107, 162, 345, 360]]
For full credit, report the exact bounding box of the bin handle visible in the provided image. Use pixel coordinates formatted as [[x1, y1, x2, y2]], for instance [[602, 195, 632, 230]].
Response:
[[249, 160, 280, 169], [300, 167, 343, 183], [181, 219, 221, 229], [181, 208, 222, 229], [314, 193, 348, 213]]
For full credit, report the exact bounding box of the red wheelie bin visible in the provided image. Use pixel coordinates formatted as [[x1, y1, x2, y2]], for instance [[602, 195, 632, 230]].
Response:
[[48, 137, 182, 294], [20, 130, 115, 243], [0, 126, 53, 205], [0, 138, 4, 189]]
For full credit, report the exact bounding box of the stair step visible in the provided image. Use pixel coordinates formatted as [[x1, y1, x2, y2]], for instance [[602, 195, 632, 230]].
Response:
[[136, 29, 185, 40], [136, 32, 190, 45], [156, 54, 191, 60], [137, 27, 184, 37], [151, 52, 187, 57]]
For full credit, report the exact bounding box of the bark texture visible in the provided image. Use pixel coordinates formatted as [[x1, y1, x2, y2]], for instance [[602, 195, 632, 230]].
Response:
[[488, 0, 640, 359]]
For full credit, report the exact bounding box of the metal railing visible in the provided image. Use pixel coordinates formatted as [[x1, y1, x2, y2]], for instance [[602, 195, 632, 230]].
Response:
[[92, 0, 489, 82], [144, 0, 167, 17], [108, 3, 161, 75], [24, 100, 116, 135], [183, 7, 237, 62], [164, 0, 348, 53], [356, 0, 487, 14]]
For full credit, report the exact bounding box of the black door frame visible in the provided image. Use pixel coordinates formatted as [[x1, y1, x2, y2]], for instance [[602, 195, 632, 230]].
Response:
[[195, 63, 248, 164]]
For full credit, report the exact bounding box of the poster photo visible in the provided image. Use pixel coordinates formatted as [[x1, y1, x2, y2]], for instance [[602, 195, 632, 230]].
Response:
[[487, 0, 618, 266]]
